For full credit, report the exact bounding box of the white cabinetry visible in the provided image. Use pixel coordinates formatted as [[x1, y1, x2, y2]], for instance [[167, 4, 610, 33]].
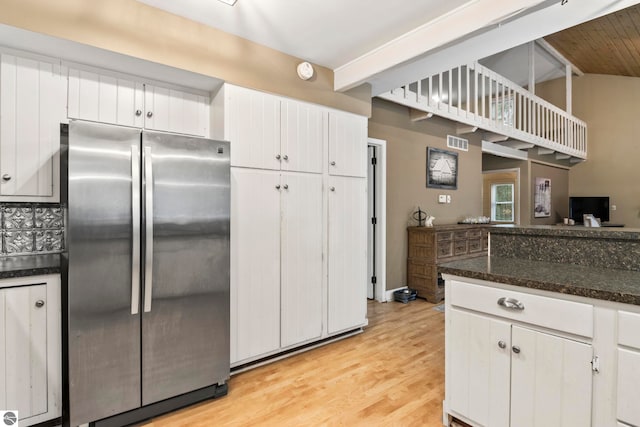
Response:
[[446, 279, 594, 427], [215, 84, 323, 172], [617, 311, 640, 426], [328, 111, 367, 177], [0, 274, 60, 426], [218, 84, 368, 366], [0, 52, 65, 201], [230, 168, 323, 364], [68, 67, 209, 137], [327, 176, 367, 334]]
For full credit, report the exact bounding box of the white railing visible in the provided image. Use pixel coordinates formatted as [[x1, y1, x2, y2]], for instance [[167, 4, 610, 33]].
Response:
[[378, 62, 587, 160]]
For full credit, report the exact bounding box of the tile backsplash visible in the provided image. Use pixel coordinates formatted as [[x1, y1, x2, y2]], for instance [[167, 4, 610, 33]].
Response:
[[1, 203, 64, 255]]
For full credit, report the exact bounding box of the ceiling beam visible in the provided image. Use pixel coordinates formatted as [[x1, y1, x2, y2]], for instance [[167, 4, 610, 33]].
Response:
[[499, 140, 535, 150], [482, 140, 529, 160], [456, 124, 478, 135], [538, 148, 555, 155], [536, 38, 584, 76], [484, 132, 509, 143], [409, 108, 433, 122], [363, 0, 640, 96], [334, 0, 548, 92]]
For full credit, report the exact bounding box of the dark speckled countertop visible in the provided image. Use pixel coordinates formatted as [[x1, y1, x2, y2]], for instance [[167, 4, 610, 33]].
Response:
[[0, 253, 62, 279], [439, 256, 640, 305], [491, 224, 640, 239]]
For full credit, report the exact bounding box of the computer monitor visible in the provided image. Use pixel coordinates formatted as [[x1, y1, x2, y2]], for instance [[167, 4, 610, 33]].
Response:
[[569, 196, 610, 223]]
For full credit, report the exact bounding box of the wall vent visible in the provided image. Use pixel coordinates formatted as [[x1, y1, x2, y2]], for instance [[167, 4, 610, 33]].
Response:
[[447, 135, 468, 151]]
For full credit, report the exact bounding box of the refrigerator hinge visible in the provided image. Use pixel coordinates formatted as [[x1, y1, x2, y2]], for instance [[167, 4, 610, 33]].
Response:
[[371, 217, 377, 225], [371, 276, 377, 284], [591, 355, 600, 373], [371, 156, 377, 165]]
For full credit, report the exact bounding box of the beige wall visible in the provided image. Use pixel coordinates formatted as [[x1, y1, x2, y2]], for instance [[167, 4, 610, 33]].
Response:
[[369, 99, 483, 290], [538, 74, 640, 227], [0, 0, 371, 116]]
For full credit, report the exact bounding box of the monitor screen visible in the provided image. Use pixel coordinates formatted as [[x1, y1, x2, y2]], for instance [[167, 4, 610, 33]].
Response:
[[569, 196, 610, 223]]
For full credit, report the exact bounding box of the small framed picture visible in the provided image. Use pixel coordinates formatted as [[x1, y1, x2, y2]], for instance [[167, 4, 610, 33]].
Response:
[[427, 147, 458, 189]]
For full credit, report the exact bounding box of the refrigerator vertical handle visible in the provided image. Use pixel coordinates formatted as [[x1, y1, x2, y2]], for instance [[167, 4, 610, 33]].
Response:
[[144, 146, 154, 313], [131, 146, 141, 315]]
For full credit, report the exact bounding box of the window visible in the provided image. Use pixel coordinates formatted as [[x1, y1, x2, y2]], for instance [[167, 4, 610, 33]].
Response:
[[491, 183, 514, 222]]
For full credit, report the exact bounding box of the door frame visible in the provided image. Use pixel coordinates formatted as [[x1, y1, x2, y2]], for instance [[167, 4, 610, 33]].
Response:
[[367, 138, 386, 303]]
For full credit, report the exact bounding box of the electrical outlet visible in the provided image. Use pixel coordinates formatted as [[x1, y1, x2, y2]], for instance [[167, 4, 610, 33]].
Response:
[[612, 205, 617, 211], [438, 194, 447, 204]]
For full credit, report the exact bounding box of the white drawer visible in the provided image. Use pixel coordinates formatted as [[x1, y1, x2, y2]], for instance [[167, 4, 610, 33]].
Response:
[[619, 311, 640, 349], [450, 280, 594, 338]]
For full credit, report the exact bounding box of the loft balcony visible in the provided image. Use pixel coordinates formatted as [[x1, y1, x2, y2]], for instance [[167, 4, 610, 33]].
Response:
[[377, 61, 587, 163]]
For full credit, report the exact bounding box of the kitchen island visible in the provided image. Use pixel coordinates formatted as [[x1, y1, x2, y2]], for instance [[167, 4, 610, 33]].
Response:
[[440, 225, 640, 427]]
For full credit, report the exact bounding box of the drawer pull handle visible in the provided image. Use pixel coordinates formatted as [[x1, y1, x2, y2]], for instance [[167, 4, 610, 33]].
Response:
[[497, 297, 525, 310], [512, 345, 521, 354], [498, 340, 506, 349]]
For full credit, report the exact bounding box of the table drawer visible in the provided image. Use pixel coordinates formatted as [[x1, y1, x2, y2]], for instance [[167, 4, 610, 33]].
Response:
[[453, 240, 468, 256], [437, 240, 453, 258], [467, 229, 482, 239], [437, 231, 453, 242], [450, 280, 593, 338], [468, 238, 483, 253], [453, 231, 468, 240]]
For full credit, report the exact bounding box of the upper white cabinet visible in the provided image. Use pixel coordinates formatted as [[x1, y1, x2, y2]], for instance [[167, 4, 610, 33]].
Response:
[[214, 84, 323, 173], [328, 111, 367, 178], [0, 275, 61, 427], [68, 67, 209, 137], [0, 52, 65, 201]]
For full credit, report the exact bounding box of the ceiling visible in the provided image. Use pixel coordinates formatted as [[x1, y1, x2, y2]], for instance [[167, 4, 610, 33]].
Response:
[[134, 0, 640, 94], [544, 4, 640, 77]]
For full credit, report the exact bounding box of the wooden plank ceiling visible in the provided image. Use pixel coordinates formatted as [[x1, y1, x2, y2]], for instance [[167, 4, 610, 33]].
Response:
[[544, 4, 640, 77]]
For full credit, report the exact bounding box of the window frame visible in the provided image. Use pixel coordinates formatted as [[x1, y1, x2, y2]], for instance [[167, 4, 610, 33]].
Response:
[[491, 183, 515, 223]]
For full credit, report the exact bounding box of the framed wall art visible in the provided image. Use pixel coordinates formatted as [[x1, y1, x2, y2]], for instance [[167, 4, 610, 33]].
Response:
[[427, 147, 458, 189], [534, 177, 551, 218]]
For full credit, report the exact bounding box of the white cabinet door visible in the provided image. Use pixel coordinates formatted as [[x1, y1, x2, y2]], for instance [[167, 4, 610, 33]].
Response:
[[226, 85, 281, 170], [617, 348, 640, 426], [280, 172, 323, 348], [230, 168, 281, 363], [510, 326, 593, 427], [327, 176, 367, 334], [328, 111, 367, 178], [1, 54, 64, 200], [1, 285, 47, 420], [68, 68, 144, 128], [144, 84, 209, 137], [449, 308, 511, 427], [280, 99, 324, 173]]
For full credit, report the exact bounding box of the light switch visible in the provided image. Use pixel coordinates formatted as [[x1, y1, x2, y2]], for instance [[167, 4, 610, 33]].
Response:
[[446, 195, 452, 203], [438, 195, 447, 204]]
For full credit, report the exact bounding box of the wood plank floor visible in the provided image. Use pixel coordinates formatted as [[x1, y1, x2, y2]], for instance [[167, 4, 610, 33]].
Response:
[[140, 299, 445, 427]]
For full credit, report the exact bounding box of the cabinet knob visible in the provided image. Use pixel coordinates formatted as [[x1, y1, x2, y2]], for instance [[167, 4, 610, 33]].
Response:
[[330, 161, 336, 166], [498, 340, 506, 349], [330, 186, 335, 192], [35, 300, 45, 308], [2, 174, 11, 182], [283, 155, 289, 161], [276, 154, 281, 160], [135, 110, 142, 117], [512, 346, 521, 354], [146, 111, 153, 118], [275, 184, 281, 190], [283, 184, 289, 190]]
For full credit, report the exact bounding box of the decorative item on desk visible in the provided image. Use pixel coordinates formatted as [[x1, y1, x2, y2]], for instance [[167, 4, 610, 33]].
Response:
[[413, 206, 427, 226], [459, 216, 490, 224]]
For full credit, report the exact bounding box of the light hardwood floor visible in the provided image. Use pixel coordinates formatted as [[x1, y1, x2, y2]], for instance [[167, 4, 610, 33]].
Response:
[[141, 299, 446, 427]]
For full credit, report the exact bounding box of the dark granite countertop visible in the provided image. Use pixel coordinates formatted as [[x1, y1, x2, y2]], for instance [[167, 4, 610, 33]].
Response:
[[439, 256, 640, 306], [490, 224, 640, 240], [0, 253, 62, 280]]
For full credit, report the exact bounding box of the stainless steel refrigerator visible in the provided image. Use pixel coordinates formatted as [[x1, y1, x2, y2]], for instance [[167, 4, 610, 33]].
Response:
[[61, 120, 230, 427]]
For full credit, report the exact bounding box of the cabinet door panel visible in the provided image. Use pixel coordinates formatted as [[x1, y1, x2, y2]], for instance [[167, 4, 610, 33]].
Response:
[[144, 85, 208, 137], [281, 100, 323, 173], [327, 176, 367, 333], [2, 284, 47, 420], [449, 308, 511, 427], [617, 348, 640, 426], [67, 68, 144, 128], [511, 326, 592, 427], [1, 55, 64, 198], [328, 111, 367, 177], [226, 86, 280, 170], [230, 168, 281, 363], [281, 173, 323, 347]]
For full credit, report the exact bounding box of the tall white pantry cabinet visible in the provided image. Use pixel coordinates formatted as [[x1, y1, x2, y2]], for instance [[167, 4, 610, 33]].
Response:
[[212, 84, 368, 366]]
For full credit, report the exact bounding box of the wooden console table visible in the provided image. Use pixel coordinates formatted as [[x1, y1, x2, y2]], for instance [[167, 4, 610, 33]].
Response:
[[407, 224, 489, 303]]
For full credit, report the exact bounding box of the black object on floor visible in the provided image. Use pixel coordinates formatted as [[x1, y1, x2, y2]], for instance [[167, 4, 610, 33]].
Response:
[[393, 288, 417, 303]]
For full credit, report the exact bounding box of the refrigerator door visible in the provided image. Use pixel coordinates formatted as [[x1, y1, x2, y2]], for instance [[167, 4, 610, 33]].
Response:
[[141, 131, 230, 405], [66, 121, 142, 426]]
